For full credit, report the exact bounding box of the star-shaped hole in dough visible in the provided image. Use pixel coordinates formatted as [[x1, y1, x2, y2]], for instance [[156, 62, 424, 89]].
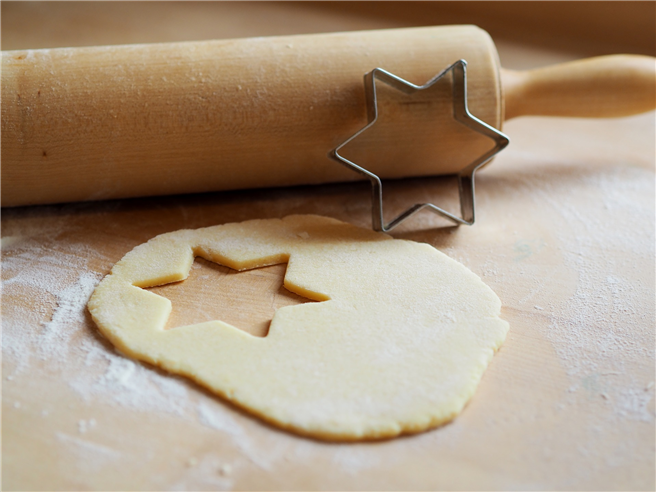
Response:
[[147, 258, 317, 337], [331, 60, 509, 232]]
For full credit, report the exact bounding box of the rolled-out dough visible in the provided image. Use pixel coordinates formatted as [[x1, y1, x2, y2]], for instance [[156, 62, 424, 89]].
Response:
[[88, 215, 508, 440]]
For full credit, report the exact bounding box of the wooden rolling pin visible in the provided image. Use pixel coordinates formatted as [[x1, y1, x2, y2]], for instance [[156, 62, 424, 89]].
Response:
[[2, 25, 654, 207]]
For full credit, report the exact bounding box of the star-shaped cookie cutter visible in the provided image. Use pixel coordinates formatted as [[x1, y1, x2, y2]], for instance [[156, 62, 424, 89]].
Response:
[[330, 60, 510, 232]]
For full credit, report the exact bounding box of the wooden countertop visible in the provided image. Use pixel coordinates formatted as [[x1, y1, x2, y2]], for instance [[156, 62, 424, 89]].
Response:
[[2, 2, 654, 490]]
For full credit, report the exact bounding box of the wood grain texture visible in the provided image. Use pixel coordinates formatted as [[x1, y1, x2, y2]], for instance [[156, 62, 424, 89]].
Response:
[[2, 2, 654, 490], [502, 55, 656, 119], [1, 26, 501, 206], [4, 27, 654, 207], [148, 260, 312, 337]]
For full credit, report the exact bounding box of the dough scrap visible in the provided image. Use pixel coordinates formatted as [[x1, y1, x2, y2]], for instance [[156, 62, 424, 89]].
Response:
[[88, 215, 508, 440]]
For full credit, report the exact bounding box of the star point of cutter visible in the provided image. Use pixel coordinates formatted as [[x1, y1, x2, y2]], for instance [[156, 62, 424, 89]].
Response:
[[330, 60, 509, 232]]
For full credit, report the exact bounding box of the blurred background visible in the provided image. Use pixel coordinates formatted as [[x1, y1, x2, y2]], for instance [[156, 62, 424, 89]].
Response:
[[3, 1, 655, 69]]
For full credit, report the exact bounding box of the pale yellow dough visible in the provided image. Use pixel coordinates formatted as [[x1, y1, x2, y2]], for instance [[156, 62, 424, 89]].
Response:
[[88, 215, 508, 440]]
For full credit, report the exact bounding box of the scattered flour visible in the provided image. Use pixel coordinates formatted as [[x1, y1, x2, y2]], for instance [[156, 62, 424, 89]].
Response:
[[197, 401, 284, 470], [39, 272, 100, 359], [519, 165, 655, 424], [2, 234, 380, 485], [78, 418, 97, 434], [2, 156, 653, 488], [56, 432, 123, 474]]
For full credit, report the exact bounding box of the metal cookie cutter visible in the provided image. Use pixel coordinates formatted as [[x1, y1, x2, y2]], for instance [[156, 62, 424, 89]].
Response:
[[330, 60, 510, 232]]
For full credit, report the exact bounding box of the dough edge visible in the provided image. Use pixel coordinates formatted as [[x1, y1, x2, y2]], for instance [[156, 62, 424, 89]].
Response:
[[88, 215, 509, 441]]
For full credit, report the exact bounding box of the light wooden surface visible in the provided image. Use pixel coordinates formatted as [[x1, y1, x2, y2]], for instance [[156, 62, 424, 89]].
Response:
[[2, 2, 655, 491]]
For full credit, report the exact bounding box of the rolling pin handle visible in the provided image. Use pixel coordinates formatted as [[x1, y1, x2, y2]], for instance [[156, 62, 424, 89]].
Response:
[[502, 55, 656, 120]]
